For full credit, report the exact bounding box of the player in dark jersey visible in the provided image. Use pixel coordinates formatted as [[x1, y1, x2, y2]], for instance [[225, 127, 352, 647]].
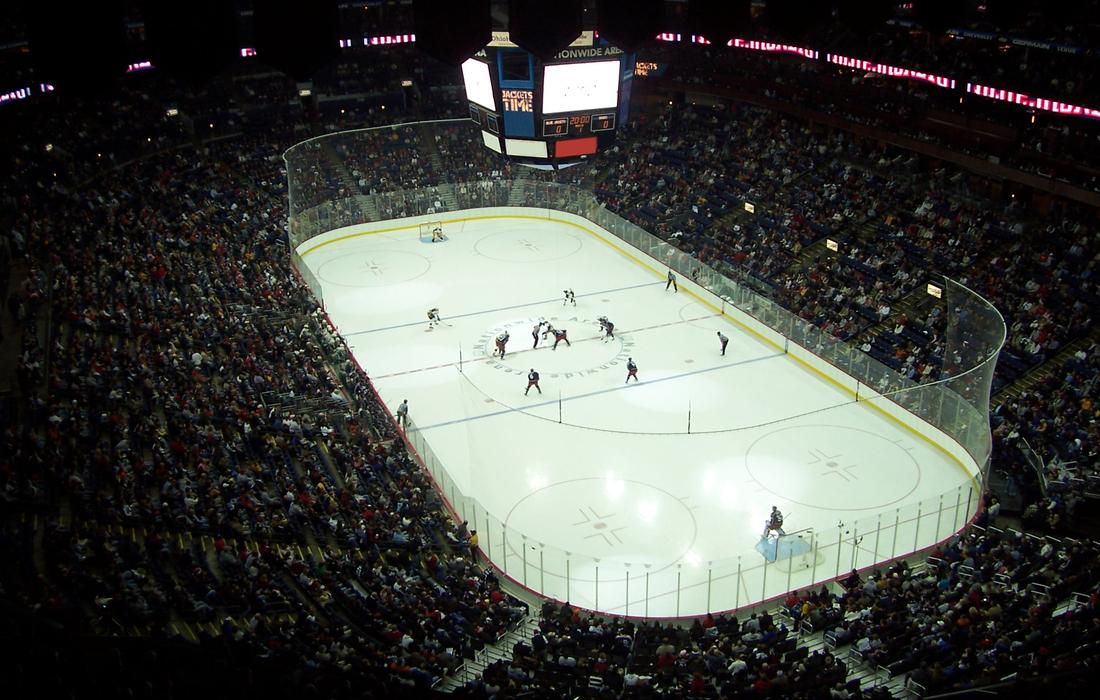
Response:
[[717, 331, 729, 356], [551, 328, 570, 350], [598, 316, 615, 341], [494, 330, 510, 359], [764, 506, 785, 536], [525, 369, 541, 395], [563, 289, 575, 306], [625, 358, 638, 383]]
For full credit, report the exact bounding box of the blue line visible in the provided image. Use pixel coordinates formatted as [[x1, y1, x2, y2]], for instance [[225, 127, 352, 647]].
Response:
[[344, 281, 663, 337], [416, 351, 784, 431]]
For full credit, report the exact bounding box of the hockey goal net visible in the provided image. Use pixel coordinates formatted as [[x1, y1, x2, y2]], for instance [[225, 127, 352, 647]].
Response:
[[418, 221, 445, 242]]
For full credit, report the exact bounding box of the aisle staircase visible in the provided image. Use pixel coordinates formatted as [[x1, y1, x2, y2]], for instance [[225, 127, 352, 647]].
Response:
[[992, 324, 1100, 407], [849, 285, 938, 348], [318, 139, 380, 221], [767, 580, 922, 698], [507, 177, 529, 206], [435, 615, 540, 692], [772, 205, 871, 284], [418, 123, 460, 211]]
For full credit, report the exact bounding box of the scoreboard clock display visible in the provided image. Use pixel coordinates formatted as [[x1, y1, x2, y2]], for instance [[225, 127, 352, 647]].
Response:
[[461, 32, 635, 166], [541, 112, 617, 137]]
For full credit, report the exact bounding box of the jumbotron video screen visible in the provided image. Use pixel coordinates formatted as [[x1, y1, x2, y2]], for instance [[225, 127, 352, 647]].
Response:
[[463, 31, 635, 166]]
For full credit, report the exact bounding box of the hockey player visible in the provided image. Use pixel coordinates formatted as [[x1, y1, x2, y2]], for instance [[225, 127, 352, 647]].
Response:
[[494, 330, 510, 359], [525, 368, 542, 395], [427, 308, 442, 329], [551, 328, 571, 350], [541, 321, 556, 341], [431, 225, 444, 242], [625, 358, 638, 383], [563, 288, 576, 306], [764, 506, 785, 536], [666, 270, 678, 292], [717, 331, 729, 356], [598, 316, 615, 341]]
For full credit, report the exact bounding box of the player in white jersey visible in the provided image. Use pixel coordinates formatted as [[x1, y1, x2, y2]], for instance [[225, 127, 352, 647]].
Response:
[[427, 308, 441, 329], [494, 330, 510, 359]]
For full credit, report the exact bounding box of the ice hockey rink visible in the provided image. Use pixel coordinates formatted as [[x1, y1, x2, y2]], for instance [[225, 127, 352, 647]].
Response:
[[298, 208, 982, 618]]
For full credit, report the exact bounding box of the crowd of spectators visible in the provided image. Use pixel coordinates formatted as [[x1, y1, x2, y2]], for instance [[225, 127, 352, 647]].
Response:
[[653, 42, 1100, 194], [3, 22, 1100, 699], [990, 340, 1100, 533], [807, 3, 1100, 103], [1, 85, 530, 698], [456, 596, 900, 699], [824, 522, 1100, 695]]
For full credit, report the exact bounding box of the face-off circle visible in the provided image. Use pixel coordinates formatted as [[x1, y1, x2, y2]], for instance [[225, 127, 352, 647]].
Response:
[[745, 425, 921, 511], [473, 227, 583, 263], [316, 249, 432, 287], [503, 477, 699, 577]]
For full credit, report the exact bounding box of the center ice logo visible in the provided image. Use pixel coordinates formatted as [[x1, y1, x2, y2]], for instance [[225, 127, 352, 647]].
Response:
[[478, 315, 635, 379]]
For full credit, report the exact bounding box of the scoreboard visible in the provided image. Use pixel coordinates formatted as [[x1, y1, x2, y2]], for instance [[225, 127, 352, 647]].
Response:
[[463, 31, 635, 167], [542, 113, 616, 137]]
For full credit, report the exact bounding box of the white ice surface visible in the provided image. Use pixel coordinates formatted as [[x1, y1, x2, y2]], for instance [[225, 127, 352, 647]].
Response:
[[303, 212, 979, 617]]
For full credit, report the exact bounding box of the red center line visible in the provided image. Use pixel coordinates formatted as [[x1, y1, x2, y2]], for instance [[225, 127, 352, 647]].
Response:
[[370, 314, 720, 379]]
